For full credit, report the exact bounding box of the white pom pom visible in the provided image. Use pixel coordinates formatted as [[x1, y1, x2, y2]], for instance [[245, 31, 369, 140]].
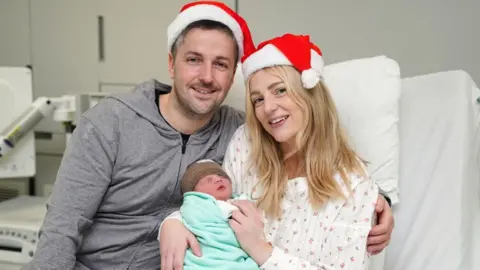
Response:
[[301, 69, 320, 89]]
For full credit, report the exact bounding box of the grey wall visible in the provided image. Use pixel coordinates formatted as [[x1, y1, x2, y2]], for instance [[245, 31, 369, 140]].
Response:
[[239, 0, 480, 83], [0, 0, 478, 197]]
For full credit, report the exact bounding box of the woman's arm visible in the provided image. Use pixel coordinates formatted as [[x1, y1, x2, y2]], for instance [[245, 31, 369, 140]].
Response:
[[259, 175, 378, 270], [222, 125, 251, 196]]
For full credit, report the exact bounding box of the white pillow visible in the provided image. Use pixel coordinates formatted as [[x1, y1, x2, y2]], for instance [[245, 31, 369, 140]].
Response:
[[324, 55, 401, 204], [225, 56, 401, 204]]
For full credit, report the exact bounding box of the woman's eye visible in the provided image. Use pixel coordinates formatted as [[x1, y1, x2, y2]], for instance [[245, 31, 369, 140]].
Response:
[[252, 98, 263, 105], [276, 88, 287, 95]]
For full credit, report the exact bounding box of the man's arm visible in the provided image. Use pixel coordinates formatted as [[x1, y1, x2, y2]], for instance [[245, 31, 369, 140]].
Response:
[[25, 115, 116, 269], [381, 193, 392, 207], [367, 193, 395, 255], [379, 188, 397, 207]]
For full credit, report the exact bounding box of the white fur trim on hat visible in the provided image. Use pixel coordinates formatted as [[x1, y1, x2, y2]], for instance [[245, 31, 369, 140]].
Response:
[[242, 46, 325, 89], [241, 44, 292, 80], [167, 4, 244, 56]]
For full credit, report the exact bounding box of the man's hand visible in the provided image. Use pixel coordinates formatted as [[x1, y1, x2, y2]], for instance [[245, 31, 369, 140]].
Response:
[[367, 195, 394, 255], [160, 219, 201, 270]]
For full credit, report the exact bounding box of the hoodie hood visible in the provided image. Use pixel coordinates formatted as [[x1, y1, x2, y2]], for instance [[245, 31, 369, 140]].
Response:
[[107, 79, 179, 139], [106, 79, 241, 144]]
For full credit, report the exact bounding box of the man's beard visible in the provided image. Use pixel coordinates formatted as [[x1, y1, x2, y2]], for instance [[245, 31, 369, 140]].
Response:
[[175, 83, 222, 119]]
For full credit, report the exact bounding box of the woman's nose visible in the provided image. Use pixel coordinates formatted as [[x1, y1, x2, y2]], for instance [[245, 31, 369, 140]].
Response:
[[263, 96, 278, 113]]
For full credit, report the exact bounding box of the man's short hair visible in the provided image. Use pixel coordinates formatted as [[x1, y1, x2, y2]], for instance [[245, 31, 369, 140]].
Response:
[[170, 19, 240, 63]]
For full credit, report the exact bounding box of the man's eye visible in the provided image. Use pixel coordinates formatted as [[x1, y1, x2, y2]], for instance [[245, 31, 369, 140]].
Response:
[[187, 58, 200, 63], [215, 62, 228, 69]]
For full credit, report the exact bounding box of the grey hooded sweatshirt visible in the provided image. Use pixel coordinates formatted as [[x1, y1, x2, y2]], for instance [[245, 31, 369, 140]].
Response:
[[25, 79, 245, 270]]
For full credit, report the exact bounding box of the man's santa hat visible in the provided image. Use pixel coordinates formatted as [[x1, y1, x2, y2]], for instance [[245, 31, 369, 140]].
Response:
[[241, 33, 324, 89], [167, 1, 254, 60]]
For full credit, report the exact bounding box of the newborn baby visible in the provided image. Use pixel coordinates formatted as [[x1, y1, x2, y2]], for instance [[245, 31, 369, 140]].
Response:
[[181, 159, 233, 200], [179, 159, 259, 270]]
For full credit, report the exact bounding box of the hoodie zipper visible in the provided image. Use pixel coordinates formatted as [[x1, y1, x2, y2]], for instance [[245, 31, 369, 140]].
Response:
[[181, 134, 188, 154]]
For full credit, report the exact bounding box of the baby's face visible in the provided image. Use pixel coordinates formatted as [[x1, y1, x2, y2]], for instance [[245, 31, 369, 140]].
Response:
[[194, 174, 232, 201]]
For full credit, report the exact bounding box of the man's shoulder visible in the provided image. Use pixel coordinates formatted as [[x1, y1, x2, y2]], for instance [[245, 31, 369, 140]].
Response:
[[198, 106, 245, 164], [214, 105, 245, 129], [82, 79, 163, 123], [81, 96, 125, 125], [212, 105, 245, 145]]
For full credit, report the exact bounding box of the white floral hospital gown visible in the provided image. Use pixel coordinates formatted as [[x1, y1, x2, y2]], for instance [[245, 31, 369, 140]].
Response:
[[222, 125, 379, 270]]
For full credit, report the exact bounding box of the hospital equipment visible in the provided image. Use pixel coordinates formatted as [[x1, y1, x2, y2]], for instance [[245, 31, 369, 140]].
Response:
[[0, 66, 108, 179], [0, 196, 47, 270], [0, 66, 108, 269]]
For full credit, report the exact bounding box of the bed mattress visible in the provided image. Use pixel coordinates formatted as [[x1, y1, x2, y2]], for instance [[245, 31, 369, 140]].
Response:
[[385, 70, 480, 270]]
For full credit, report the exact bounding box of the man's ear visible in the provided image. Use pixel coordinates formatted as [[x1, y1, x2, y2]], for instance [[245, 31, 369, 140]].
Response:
[[228, 63, 239, 86], [168, 52, 175, 79], [233, 61, 238, 74]]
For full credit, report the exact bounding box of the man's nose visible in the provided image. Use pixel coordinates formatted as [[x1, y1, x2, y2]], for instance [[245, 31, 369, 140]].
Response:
[[199, 63, 213, 84]]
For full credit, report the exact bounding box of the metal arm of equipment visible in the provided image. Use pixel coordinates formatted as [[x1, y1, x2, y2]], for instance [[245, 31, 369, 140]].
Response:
[[0, 93, 107, 161]]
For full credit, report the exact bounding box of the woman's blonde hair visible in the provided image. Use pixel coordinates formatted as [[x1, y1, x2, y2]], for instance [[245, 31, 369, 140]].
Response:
[[245, 66, 367, 218]]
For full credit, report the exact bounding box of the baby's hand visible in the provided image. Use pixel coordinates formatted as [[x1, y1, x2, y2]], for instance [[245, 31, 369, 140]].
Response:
[[217, 200, 239, 219]]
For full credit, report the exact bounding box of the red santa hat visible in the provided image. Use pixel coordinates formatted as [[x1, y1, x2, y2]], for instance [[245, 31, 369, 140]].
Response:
[[167, 1, 254, 60], [241, 33, 324, 89]]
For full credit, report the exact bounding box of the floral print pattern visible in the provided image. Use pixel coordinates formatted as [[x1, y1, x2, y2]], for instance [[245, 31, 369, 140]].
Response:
[[223, 125, 378, 270]]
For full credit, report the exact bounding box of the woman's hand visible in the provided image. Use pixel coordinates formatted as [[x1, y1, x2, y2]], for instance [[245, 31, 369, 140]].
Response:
[[230, 200, 272, 265], [160, 219, 201, 270]]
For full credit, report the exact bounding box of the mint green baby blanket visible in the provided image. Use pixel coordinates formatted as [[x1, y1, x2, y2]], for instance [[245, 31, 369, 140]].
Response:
[[180, 191, 259, 270]]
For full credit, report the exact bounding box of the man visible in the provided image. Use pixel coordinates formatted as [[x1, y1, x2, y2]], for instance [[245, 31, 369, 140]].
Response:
[[26, 2, 394, 270]]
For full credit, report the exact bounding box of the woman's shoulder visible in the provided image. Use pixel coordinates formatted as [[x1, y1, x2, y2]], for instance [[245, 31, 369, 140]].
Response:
[[333, 168, 372, 195], [228, 124, 252, 155], [227, 124, 250, 152], [231, 124, 249, 141]]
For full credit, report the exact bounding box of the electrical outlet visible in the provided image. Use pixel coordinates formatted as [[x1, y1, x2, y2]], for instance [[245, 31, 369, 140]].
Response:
[[43, 184, 54, 197]]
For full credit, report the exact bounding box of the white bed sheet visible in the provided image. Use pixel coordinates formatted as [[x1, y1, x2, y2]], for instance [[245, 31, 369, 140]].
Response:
[[385, 70, 480, 270]]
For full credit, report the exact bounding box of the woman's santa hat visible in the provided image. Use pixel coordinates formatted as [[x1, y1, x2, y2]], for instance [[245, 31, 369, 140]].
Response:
[[167, 1, 254, 60], [241, 33, 324, 89]]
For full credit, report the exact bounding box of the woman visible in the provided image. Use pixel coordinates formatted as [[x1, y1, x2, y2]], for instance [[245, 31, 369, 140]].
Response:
[[161, 33, 378, 269]]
